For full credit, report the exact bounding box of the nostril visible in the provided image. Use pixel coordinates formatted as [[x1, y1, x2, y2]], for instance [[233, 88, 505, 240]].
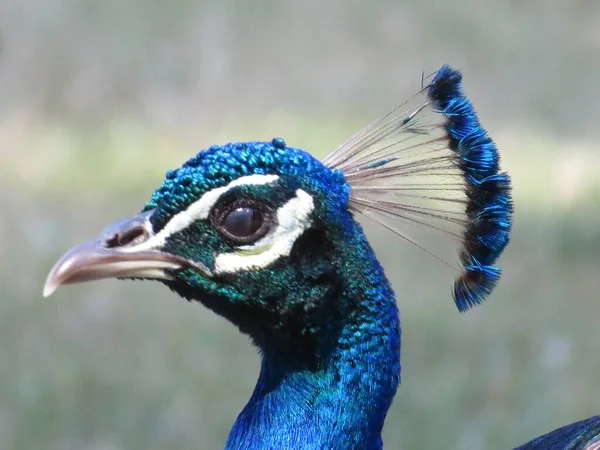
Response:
[[105, 226, 148, 248]]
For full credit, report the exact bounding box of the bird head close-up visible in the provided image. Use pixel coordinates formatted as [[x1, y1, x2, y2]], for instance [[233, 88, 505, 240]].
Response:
[[45, 136, 391, 374], [42, 66, 517, 450]]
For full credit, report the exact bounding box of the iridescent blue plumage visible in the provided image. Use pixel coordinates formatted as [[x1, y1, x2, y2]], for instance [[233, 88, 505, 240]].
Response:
[[427, 66, 513, 311], [514, 415, 600, 450], [144, 139, 347, 231], [140, 138, 401, 449]]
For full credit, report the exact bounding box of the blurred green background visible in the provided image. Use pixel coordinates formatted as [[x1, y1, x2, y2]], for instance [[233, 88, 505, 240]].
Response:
[[2, 1, 600, 449]]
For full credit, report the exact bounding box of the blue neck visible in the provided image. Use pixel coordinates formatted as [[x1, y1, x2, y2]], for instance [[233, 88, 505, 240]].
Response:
[[225, 227, 401, 450]]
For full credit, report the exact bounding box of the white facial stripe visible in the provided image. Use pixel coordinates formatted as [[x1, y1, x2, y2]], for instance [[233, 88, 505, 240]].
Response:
[[213, 189, 314, 274], [122, 174, 280, 254]]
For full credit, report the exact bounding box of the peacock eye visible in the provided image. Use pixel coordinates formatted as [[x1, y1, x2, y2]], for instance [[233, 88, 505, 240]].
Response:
[[223, 207, 263, 237], [217, 205, 272, 244]]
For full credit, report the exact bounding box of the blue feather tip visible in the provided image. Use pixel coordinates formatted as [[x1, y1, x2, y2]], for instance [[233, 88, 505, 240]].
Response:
[[427, 65, 513, 312]]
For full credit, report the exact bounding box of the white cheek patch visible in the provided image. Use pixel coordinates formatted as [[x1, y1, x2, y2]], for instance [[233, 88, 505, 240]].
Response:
[[213, 189, 314, 274], [121, 174, 280, 254]]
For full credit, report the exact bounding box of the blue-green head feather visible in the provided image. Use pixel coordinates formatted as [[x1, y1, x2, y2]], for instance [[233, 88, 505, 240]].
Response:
[[137, 139, 401, 449]]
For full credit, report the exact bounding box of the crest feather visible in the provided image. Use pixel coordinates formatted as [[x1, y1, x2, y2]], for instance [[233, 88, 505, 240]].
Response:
[[323, 65, 513, 312]]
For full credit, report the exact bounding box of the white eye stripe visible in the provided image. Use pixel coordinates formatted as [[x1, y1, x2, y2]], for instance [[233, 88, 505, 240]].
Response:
[[213, 189, 314, 274], [122, 174, 280, 253]]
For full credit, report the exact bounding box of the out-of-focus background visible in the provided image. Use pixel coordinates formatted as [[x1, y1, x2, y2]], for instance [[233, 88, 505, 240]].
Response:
[[2, 1, 599, 449]]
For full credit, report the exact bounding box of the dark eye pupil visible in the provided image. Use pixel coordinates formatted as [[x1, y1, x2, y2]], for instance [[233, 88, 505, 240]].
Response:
[[222, 207, 264, 238]]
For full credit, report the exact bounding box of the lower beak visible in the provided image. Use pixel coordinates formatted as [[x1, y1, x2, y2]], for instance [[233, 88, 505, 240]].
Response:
[[43, 210, 207, 297]]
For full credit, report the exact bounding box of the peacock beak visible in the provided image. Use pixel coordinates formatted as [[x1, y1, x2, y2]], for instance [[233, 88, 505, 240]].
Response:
[[43, 210, 210, 297]]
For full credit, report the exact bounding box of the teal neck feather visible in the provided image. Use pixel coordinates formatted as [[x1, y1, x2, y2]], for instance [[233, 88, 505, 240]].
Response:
[[223, 220, 401, 450]]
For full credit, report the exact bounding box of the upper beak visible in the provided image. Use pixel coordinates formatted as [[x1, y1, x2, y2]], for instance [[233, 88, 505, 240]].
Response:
[[43, 210, 209, 297]]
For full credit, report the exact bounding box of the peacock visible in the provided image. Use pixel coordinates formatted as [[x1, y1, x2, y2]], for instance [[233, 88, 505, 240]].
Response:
[[44, 66, 600, 449]]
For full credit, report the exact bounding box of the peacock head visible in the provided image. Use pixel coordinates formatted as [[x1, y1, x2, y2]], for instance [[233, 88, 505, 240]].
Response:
[[44, 66, 513, 351], [44, 139, 364, 350]]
